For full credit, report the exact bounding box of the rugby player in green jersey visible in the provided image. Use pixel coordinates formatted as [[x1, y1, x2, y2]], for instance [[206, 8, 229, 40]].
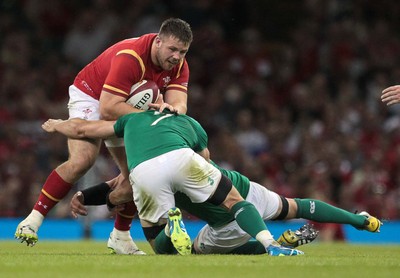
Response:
[[42, 110, 382, 255], [71, 159, 381, 255], [42, 109, 304, 256]]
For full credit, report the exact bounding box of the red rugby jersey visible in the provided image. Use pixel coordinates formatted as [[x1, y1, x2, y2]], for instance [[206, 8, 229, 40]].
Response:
[[73, 33, 189, 100]]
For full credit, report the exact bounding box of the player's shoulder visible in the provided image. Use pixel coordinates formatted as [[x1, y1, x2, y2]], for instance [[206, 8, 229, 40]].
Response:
[[117, 33, 157, 48], [180, 114, 202, 129]]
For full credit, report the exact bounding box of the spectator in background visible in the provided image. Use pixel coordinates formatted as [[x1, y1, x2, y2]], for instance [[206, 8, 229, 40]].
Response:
[[63, 8, 119, 67], [234, 109, 269, 158]]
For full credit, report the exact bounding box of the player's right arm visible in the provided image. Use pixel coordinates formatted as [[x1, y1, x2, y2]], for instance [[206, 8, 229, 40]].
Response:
[[42, 118, 116, 139], [99, 52, 145, 120]]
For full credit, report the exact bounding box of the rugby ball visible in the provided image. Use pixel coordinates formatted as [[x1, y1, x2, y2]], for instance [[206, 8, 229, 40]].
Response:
[[126, 80, 160, 110]]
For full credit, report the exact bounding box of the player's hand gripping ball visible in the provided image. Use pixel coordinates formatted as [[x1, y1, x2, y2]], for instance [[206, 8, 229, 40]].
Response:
[[126, 80, 160, 110]]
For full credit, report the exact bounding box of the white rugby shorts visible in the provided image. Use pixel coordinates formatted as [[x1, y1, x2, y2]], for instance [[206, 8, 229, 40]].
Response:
[[130, 148, 221, 224], [67, 85, 124, 147]]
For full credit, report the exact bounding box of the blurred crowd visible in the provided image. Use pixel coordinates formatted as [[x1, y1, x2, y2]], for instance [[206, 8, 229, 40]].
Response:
[[1, 0, 400, 230]]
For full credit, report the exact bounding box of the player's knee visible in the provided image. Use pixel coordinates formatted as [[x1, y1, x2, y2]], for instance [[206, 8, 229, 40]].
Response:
[[272, 196, 290, 220], [222, 189, 244, 211], [273, 197, 298, 220], [66, 153, 97, 176], [286, 198, 298, 218], [67, 161, 94, 177]]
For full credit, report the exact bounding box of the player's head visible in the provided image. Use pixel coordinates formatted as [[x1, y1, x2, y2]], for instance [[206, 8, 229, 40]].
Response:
[[153, 18, 193, 71], [159, 18, 193, 46]]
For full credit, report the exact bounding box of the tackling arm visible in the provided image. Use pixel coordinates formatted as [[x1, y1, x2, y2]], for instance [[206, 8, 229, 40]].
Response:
[[42, 118, 116, 139]]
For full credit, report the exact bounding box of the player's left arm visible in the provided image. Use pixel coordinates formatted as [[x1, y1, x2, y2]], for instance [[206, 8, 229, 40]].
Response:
[[162, 59, 189, 114], [42, 118, 116, 139], [163, 89, 187, 114]]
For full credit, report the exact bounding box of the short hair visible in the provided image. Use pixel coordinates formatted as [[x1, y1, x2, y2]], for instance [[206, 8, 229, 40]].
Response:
[[159, 18, 193, 45]]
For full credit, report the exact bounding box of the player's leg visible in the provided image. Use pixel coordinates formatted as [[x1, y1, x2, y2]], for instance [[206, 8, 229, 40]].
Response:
[[15, 85, 103, 246], [101, 142, 145, 254], [177, 151, 303, 256], [148, 208, 192, 255], [129, 152, 191, 255], [227, 182, 318, 251], [192, 220, 255, 254], [71, 176, 145, 255], [15, 136, 101, 246], [219, 184, 303, 256], [194, 170, 303, 255], [107, 201, 146, 255], [276, 197, 382, 247], [285, 198, 382, 232], [153, 224, 177, 254], [106, 174, 144, 255], [166, 207, 191, 255]]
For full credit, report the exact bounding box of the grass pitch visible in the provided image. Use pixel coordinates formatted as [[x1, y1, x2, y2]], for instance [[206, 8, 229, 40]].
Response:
[[1, 241, 399, 278]]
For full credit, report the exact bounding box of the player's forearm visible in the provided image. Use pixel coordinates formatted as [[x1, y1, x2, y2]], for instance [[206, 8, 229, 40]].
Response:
[[53, 118, 89, 138], [164, 90, 187, 114], [172, 102, 187, 114], [51, 119, 114, 139]]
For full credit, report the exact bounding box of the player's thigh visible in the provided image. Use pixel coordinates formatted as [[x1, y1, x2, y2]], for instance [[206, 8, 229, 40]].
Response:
[[130, 155, 177, 223], [55, 137, 101, 183], [246, 181, 281, 220], [68, 85, 100, 120], [176, 150, 221, 203], [67, 137, 101, 165]]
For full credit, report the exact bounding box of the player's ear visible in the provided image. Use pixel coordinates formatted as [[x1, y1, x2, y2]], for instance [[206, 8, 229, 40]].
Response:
[[155, 36, 162, 48]]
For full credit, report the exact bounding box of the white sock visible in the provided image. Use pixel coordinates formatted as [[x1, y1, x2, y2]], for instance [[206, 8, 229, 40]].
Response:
[[22, 210, 44, 231], [112, 228, 132, 240], [255, 230, 275, 248]]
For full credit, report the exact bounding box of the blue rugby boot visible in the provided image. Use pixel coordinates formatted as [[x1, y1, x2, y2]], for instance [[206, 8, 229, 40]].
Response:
[[266, 242, 304, 256]]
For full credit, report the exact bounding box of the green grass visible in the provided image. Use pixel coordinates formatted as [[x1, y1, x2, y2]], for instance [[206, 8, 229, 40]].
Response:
[[1, 241, 399, 278]]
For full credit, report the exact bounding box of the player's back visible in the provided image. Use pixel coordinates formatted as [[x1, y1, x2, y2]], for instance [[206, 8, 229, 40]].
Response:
[[114, 110, 207, 170]]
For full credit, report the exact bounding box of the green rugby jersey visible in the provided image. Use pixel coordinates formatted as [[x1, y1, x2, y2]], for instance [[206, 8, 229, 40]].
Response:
[[114, 110, 208, 170], [114, 109, 251, 228]]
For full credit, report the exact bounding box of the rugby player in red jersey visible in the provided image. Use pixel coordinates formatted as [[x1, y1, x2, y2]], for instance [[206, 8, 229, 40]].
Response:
[[15, 18, 193, 255]]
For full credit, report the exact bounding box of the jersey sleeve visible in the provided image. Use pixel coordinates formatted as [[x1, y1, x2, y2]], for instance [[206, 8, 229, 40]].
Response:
[[113, 114, 129, 137], [103, 52, 144, 99], [166, 59, 189, 94]]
